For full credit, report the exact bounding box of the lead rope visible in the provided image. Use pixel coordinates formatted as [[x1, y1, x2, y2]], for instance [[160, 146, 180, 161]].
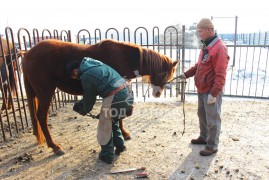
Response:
[[181, 81, 187, 135], [143, 76, 187, 136], [143, 84, 150, 102], [164, 76, 187, 136]]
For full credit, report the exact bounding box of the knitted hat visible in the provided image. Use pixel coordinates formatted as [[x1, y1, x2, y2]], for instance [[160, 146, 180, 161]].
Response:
[[197, 18, 214, 29]]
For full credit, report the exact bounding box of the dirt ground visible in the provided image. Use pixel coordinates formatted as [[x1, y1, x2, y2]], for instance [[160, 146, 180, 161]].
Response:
[[0, 95, 268, 180]]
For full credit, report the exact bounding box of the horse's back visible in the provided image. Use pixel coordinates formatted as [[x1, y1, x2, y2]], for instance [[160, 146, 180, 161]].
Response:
[[22, 39, 142, 95], [25, 39, 86, 60], [23, 40, 85, 71], [22, 40, 89, 95]]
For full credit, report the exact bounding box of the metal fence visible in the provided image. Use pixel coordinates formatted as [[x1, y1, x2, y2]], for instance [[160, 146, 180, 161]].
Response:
[[182, 45, 269, 99], [238, 32, 269, 46], [1, 25, 269, 141]]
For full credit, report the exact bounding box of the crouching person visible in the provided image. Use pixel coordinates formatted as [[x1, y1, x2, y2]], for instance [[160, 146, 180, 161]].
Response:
[[66, 57, 134, 164]]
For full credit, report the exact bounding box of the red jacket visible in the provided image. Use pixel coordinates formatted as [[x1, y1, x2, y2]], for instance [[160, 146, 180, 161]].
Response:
[[184, 36, 229, 97]]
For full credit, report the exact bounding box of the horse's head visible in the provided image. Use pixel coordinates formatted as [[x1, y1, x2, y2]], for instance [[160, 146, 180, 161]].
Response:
[[140, 48, 179, 97], [149, 60, 179, 97]]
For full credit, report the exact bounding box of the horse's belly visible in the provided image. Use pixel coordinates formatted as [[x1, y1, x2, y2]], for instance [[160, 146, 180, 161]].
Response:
[[56, 80, 83, 95]]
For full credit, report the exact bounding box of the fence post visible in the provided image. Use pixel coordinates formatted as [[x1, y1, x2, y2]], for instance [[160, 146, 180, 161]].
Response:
[[264, 32, 267, 46], [232, 16, 238, 67], [68, 30, 72, 42]]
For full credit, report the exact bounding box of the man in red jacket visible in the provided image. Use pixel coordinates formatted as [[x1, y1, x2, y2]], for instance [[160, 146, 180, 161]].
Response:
[[180, 18, 229, 156]]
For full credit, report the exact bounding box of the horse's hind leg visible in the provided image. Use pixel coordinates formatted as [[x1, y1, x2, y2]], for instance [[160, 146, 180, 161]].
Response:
[[1, 85, 11, 110], [7, 94, 12, 109], [119, 119, 131, 140], [37, 90, 65, 155], [6, 88, 13, 110], [1, 86, 7, 111]]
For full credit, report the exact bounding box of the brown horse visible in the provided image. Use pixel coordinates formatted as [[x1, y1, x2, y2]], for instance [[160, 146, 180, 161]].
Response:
[[0, 38, 18, 111], [22, 39, 179, 155]]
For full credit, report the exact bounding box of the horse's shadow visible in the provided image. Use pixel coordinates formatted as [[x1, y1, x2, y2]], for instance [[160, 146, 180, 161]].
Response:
[[168, 144, 216, 180]]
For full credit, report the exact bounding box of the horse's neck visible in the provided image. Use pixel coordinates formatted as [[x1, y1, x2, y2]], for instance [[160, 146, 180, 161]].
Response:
[[140, 49, 149, 76], [84, 43, 139, 80], [140, 48, 163, 77]]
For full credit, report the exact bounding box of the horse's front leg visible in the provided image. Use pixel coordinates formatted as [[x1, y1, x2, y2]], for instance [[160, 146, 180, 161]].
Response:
[[119, 119, 131, 140]]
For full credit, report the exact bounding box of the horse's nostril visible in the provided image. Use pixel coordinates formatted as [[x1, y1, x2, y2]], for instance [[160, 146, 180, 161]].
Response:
[[156, 92, 160, 97]]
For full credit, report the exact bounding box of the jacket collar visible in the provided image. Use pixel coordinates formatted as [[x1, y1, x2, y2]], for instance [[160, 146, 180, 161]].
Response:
[[201, 33, 219, 48]]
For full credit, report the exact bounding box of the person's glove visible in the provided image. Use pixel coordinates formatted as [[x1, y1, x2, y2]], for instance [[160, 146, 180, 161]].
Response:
[[179, 73, 186, 81], [207, 94, 217, 104]]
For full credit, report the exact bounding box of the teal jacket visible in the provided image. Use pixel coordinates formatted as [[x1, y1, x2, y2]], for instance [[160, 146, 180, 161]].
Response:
[[76, 57, 128, 115]]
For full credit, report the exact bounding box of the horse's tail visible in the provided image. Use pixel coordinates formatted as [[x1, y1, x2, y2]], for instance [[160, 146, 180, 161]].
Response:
[[23, 71, 45, 144]]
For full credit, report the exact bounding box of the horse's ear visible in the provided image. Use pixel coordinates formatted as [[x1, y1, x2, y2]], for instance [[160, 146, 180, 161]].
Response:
[[172, 60, 179, 68]]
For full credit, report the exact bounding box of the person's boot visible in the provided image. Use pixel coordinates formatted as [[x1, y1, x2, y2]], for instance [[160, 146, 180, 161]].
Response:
[[191, 137, 207, 145], [115, 145, 126, 155], [99, 154, 113, 164], [200, 147, 218, 156]]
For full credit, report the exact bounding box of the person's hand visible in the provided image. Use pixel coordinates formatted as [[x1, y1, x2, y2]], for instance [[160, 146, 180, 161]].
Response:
[[179, 73, 186, 81], [207, 94, 217, 104]]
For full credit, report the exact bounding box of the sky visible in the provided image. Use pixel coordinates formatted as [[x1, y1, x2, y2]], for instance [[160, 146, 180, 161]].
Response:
[[1, 0, 269, 36]]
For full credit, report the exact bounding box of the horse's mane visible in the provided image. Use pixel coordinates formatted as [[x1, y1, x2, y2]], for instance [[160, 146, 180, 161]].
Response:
[[98, 40, 173, 78], [141, 48, 174, 81]]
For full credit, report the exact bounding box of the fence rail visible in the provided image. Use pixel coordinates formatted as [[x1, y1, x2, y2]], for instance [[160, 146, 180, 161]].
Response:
[[1, 26, 269, 142], [182, 45, 269, 99]]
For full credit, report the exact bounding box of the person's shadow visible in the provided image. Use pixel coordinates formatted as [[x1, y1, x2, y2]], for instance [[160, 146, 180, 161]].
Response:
[[168, 144, 216, 180]]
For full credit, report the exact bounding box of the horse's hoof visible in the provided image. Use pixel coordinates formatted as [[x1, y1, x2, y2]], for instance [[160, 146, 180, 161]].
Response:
[[54, 149, 66, 156], [124, 136, 131, 140]]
